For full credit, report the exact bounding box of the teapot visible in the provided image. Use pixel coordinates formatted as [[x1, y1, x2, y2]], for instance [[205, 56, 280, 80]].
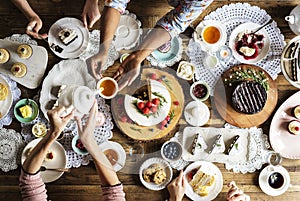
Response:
[[285, 5, 300, 35], [58, 85, 95, 117]]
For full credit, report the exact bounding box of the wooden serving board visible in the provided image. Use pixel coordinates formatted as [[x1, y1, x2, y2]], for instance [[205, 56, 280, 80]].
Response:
[[0, 39, 48, 89], [213, 64, 278, 128], [111, 67, 184, 142]]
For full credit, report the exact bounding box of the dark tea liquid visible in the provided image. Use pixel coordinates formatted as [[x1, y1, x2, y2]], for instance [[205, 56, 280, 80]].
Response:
[[268, 172, 284, 189], [100, 79, 116, 97]]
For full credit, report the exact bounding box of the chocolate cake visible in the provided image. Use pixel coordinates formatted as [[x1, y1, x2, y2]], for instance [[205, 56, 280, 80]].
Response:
[[232, 81, 267, 114]]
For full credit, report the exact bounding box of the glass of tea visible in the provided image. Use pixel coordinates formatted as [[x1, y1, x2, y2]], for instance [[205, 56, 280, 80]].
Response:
[[97, 77, 119, 99]]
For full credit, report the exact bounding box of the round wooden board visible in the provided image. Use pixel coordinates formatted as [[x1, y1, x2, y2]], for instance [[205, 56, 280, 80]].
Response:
[[111, 67, 185, 142], [213, 64, 278, 128]]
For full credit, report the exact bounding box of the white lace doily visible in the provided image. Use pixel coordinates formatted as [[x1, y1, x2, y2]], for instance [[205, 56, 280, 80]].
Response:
[[0, 128, 25, 172], [187, 3, 285, 94], [79, 30, 119, 70], [224, 124, 271, 173], [4, 34, 38, 45], [0, 74, 21, 128], [21, 95, 114, 168]]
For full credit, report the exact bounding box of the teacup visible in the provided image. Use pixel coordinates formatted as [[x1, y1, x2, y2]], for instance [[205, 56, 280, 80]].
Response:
[[266, 166, 286, 190], [97, 77, 118, 99], [200, 24, 224, 47]]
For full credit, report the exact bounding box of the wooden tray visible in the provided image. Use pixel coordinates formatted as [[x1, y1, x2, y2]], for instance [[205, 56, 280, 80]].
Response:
[[111, 67, 184, 141], [213, 64, 278, 128], [0, 39, 48, 89]]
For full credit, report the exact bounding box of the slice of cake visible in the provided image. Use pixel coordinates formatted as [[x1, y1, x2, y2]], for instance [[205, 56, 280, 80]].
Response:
[[189, 169, 215, 197], [58, 28, 78, 45], [227, 135, 243, 156], [208, 134, 225, 154], [191, 133, 208, 155]]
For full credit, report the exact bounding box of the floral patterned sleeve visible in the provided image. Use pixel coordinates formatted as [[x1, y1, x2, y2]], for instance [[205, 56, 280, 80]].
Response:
[[105, 0, 130, 14], [156, 0, 214, 37]]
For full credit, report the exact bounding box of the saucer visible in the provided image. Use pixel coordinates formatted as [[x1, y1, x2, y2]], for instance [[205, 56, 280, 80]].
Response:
[[259, 165, 290, 196], [184, 101, 210, 126]]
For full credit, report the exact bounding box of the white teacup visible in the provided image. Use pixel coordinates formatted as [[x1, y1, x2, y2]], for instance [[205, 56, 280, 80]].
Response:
[[97, 77, 119, 99], [200, 24, 224, 47]]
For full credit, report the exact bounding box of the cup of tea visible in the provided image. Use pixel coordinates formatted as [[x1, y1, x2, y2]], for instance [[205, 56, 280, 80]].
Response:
[[201, 24, 223, 46], [266, 166, 286, 190], [97, 77, 119, 99]]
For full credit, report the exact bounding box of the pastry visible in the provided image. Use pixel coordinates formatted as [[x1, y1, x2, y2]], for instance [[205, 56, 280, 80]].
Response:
[[17, 44, 32, 59], [58, 28, 78, 45], [232, 81, 267, 114], [208, 134, 225, 154], [191, 133, 208, 155], [44, 150, 54, 162], [0, 48, 10, 64], [227, 135, 243, 155], [293, 105, 300, 119], [11, 62, 27, 77], [288, 120, 300, 135], [0, 83, 9, 101], [189, 169, 215, 197], [19, 105, 33, 118], [158, 41, 171, 53], [143, 163, 167, 184]]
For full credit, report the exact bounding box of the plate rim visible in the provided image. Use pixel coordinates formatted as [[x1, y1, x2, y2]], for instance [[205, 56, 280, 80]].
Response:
[[0, 75, 13, 119]]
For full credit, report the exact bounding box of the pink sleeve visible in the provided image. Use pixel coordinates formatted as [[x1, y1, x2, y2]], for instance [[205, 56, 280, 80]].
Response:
[[101, 184, 126, 201], [19, 169, 48, 201]]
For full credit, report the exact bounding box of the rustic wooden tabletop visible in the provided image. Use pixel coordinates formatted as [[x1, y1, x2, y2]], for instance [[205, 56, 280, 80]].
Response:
[[1, 0, 300, 200]]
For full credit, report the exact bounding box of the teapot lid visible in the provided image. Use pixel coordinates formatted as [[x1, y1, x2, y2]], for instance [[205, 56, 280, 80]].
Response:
[[287, 5, 300, 35], [73, 86, 94, 114]]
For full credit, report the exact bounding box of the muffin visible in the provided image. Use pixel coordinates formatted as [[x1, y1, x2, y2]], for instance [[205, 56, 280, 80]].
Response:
[[0, 83, 9, 101], [0, 48, 10, 64], [17, 44, 32, 59], [11, 62, 27, 77]]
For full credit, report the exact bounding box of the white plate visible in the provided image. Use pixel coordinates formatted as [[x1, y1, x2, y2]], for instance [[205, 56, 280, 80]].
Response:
[[48, 17, 89, 59], [99, 141, 126, 172], [124, 79, 171, 126], [139, 157, 173, 191], [259, 165, 290, 196], [113, 12, 142, 51], [184, 161, 223, 201], [39, 59, 96, 119], [0, 39, 48, 89], [0, 75, 12, 119], [21, 138, 67, 183], [229, 22, 270, 64], [193, 20, 227, 52], [184, 101, 210, 127]]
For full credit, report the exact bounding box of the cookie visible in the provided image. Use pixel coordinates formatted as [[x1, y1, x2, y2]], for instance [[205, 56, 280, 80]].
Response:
[[0, 83, 9, 101], [17, 44, 32, 59], [0, 48, 10, 64], [11, 62, 27, 77]]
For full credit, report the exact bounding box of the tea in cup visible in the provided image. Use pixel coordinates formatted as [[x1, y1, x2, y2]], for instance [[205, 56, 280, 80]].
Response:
[[97, 77, 118, 99], [201, 24, 222, 46], [267, 166, 285, 189]]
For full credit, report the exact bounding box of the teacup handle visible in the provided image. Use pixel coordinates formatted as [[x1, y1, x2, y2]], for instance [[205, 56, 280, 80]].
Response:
[[285, 15, 295, 24]]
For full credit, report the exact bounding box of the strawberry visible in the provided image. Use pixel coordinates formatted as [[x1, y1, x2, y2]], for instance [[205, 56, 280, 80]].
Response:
[[146, 101, 152, 108], [142, 107, 150, 114], [150, 73, 157, 80], [161, 119, 168, 126], [173, 101, 179, 106], [152, 98, 160, 106], [159, 125, 165, 130], [137, 102, 145, 110], [165, 115, 170, 122], [157, 79, 162, 83], [48, 152, 54, 159], [121, 116, 128, 122], [151, 105, 158, 113]]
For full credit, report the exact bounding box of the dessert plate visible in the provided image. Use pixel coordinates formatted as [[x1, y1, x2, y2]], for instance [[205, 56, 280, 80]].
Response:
[[0, 39, 48, 89], [0, 75, 12, 119], [48, 17, 89, 59], [98, 141, 126, 172], [147, 35, 183, 68], [21, 138, 67, 183], [184, 101, 210, 126], [139, 157, 173, 191], [184, 161, 223, 201], [40, 59, 96, 119], [229, 22, 270, 64], [113, 12, 142, 51], [269, 91, 300, 159]]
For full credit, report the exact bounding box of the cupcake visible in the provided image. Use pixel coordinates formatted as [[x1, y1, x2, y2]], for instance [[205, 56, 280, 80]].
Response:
[[11, 62, 27, 77], [17, 44, 32, 59], [0, 48, 10, 64], [293, 105, 300, 119], [288, 120, 300, 135]]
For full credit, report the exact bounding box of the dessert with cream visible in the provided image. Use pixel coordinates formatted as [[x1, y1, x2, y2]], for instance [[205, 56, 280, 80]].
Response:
[[0, 48, 10, 64], [44, 150, 54, 162], [191, 133, 208, 155], [177, 61, 195, 80], [208, 134, 225, 154], [293, 105, 300, 119], [58, 28, 78, 45], [11, 62, 27, 78], [17, 44, 32, 59], [19, 104, 33, 118], [288, 120, 300, 135]]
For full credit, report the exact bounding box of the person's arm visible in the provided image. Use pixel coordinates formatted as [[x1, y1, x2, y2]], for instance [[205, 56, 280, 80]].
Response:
[[82, 0, 101, 28], [10, 0, 46, 38]]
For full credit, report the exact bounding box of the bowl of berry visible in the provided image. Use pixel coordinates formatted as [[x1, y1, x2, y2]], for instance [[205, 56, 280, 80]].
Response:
[[190, 81, 210, 102], [72, 135, 88, 155]]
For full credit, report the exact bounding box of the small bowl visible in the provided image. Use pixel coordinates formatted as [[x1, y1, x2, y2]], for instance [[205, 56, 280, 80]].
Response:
[[190, 81, 210, 101], [31, 122, 47, 138], [216, 45, 232, 61], [72, 135, 88, 155], [161, 140, 183, 162], [176, 61, 195, 80], [14, 99, 39, 123]]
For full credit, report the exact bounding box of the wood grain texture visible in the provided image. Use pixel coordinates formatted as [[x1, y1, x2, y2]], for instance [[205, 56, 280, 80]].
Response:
[[2, 0, 300, 201]]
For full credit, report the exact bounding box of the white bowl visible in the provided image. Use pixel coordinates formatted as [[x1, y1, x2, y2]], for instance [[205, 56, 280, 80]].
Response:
[[190, 81, 210, 101], [161, 140, 183, 162]]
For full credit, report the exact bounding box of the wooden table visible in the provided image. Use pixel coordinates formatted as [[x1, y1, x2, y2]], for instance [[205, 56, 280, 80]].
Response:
[[1, 0, 300, 200]]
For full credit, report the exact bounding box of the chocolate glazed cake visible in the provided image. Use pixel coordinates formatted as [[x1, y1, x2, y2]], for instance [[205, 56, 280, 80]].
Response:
[[232, 81, 267, 114]]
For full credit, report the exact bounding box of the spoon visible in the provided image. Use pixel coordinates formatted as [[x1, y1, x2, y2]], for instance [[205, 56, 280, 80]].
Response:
[[40, 166, 70, 172], [251, 19, 273, 34], [112, 158, 124, 167]]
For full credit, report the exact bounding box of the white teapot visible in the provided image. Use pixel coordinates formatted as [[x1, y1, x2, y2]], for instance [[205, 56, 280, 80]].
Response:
[[285, 5, 300, 35], [57, 85, 95, 117]]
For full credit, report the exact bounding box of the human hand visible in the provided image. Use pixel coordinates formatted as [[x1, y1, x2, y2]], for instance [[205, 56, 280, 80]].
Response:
[[227, 181, 250, 201], [26, 15, 47, 39], [47, 106, 74, 138], [82, 0, 100, 28], [113, 53, 141, 91], [167, 170, 186, 201], [86, 52, 108, 80]]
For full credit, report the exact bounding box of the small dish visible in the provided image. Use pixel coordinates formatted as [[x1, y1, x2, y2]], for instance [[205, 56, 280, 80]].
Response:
[[32, 122, 47, 138], [176, 61, 195, 80], [190, 81, 210, 101], [216, 45, 232, 61], [184, 101, 210, 126], [139, 157, 173, 191], [161, 140, 183, 162], [71, 135, 88, 156], [14, 99, 39, 123]]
